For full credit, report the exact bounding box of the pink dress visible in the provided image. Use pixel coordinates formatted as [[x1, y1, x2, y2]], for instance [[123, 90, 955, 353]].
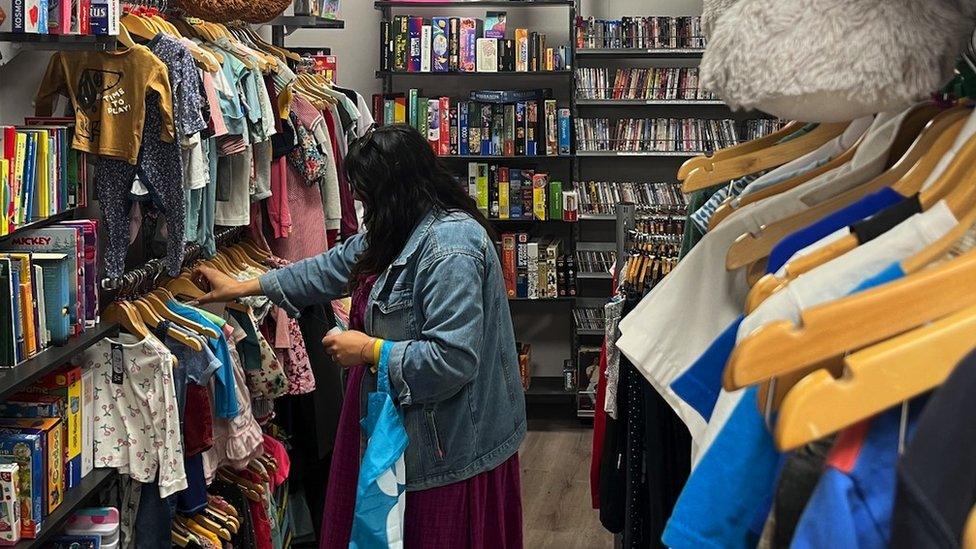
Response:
[[320, 276, 524, 549]]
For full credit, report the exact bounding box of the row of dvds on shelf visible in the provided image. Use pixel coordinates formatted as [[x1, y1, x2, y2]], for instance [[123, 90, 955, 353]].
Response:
[[576, 181, 686, 217], [574, 307, 605, 332], [575, 16, 705, 50], [574, 118, 787, 153], [576, 249, 615, 276], [575, 67, 716, 101], [574, 117, 740, 153]]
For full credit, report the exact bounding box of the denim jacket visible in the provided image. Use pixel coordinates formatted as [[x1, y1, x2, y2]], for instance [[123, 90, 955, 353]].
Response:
[[259, 209, 526, 490]]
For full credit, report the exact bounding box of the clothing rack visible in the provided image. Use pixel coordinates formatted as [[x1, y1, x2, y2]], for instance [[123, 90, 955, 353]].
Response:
[[101, 226, 245, 293]]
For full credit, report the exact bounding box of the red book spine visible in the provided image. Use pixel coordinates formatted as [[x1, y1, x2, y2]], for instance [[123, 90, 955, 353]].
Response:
[[438, 97, 450, 156], [372, 94, 384, 126], [80, 0, 90, 34], [501, 233, 516, 297]]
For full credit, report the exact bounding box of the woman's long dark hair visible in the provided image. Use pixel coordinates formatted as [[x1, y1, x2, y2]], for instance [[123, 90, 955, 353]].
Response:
[[345, 124, 495, 290]]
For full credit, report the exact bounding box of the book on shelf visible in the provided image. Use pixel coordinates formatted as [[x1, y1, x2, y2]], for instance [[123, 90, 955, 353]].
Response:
[[380, 14, 568, 73], [576, 15, 705, 50], [500, 233, 569, 299], [574, 117, 742, 153], [432, 17, 450, 72], [575, 67, 715, 101], [4, 221, 95, 348], [466, 163, 571, 221], [374, 93, 568, 158], [1, 123, 85, 236], [576, 181, 686, 216], [476, 37, 498, 73], [420, 22, 432, 73]]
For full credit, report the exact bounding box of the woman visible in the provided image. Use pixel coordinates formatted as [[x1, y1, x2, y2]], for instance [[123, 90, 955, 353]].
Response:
[[197, 124, 526, 548]]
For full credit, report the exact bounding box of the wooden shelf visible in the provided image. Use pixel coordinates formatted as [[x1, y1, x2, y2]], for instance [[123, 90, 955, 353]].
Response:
[[0, 322, 118, 401], [377, 70, 572, 77], [509, 297, 574, 302], [0, 210, 78, 245], [576, 48, 704, 58], [14, 469, 117, 548], [0, 33, 116, 51], [376, 0, 573, 7], [576, 272, 612, 280]]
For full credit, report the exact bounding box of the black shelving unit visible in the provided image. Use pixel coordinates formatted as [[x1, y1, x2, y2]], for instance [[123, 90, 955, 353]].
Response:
[[575, 47, 704, 58], [15, 469, 117, 549], [437, 154, 571, 160], [0, 33, 116, 51], [376, 0, 574, 7], [570, 35, 720, 416], [575, 99, 725, 106], [0, 322, 118, 401], [0, 210, 79, 245], [377, 0, 578, 407], [268, 15, 345, 47], [376, 70, 572, 78], [576, 150, 704, 157]]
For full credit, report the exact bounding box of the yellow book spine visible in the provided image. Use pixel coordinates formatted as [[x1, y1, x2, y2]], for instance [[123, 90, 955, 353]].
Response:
[[0, 159, 8, 236], [36, 132, 49, 219], [499, 178, 509, 220], [14, 134, 26, 226]]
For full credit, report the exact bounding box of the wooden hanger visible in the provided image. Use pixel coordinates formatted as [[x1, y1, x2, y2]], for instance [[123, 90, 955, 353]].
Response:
[[708, 135, 863, 231], [103, 301, 151, 339], [679, 121, 804, 187], [965, 507, 976, 549], [217, 468, 265, 499], [774, 300, 976, 451], [121, 12, 159, 41], [770, 108, 970, 280], [191, 513, 232, 542], [723, 105, 955, 272], [238, 240, 271, 260], [741, 110, 971, 311], [132, 298, 202, 352], [710, 105, 947, 231], [117, 24, 137, 49], [167, 275, 205, 300], [144, 292, 219, 339], [725, 247, 976, 390], [682, 122, 849, 192]]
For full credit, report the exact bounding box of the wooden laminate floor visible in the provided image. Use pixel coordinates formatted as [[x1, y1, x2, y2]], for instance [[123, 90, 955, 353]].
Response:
[[519, 419, 614, 549]]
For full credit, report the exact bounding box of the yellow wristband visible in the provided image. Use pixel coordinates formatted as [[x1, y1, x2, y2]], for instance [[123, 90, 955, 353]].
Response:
[[373, 338, 385, 364]]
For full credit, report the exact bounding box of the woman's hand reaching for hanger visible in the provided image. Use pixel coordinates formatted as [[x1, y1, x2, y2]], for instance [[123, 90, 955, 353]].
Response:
[[193, 266, 263, 305]]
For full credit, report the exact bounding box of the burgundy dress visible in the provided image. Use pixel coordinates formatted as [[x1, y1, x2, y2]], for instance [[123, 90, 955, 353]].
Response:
[[320, 275, 523, 549]]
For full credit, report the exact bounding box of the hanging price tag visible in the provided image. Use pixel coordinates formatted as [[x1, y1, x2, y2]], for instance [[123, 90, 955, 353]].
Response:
[[110, 343, 124, 385]]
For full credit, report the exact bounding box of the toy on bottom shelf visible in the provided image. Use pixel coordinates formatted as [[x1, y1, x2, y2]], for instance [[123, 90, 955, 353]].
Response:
[[62, 507, 119, 549], [0, 463, 20, 546], [0, 432, 43, 539]]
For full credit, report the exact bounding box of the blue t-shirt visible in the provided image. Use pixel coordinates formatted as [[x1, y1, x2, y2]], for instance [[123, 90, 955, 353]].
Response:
[[791, 399, 924, 549], [167, 300, 239, 419], [671, 316, 744, 421], [766, 188, 904, 274], [662, 263, 907, 549]]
